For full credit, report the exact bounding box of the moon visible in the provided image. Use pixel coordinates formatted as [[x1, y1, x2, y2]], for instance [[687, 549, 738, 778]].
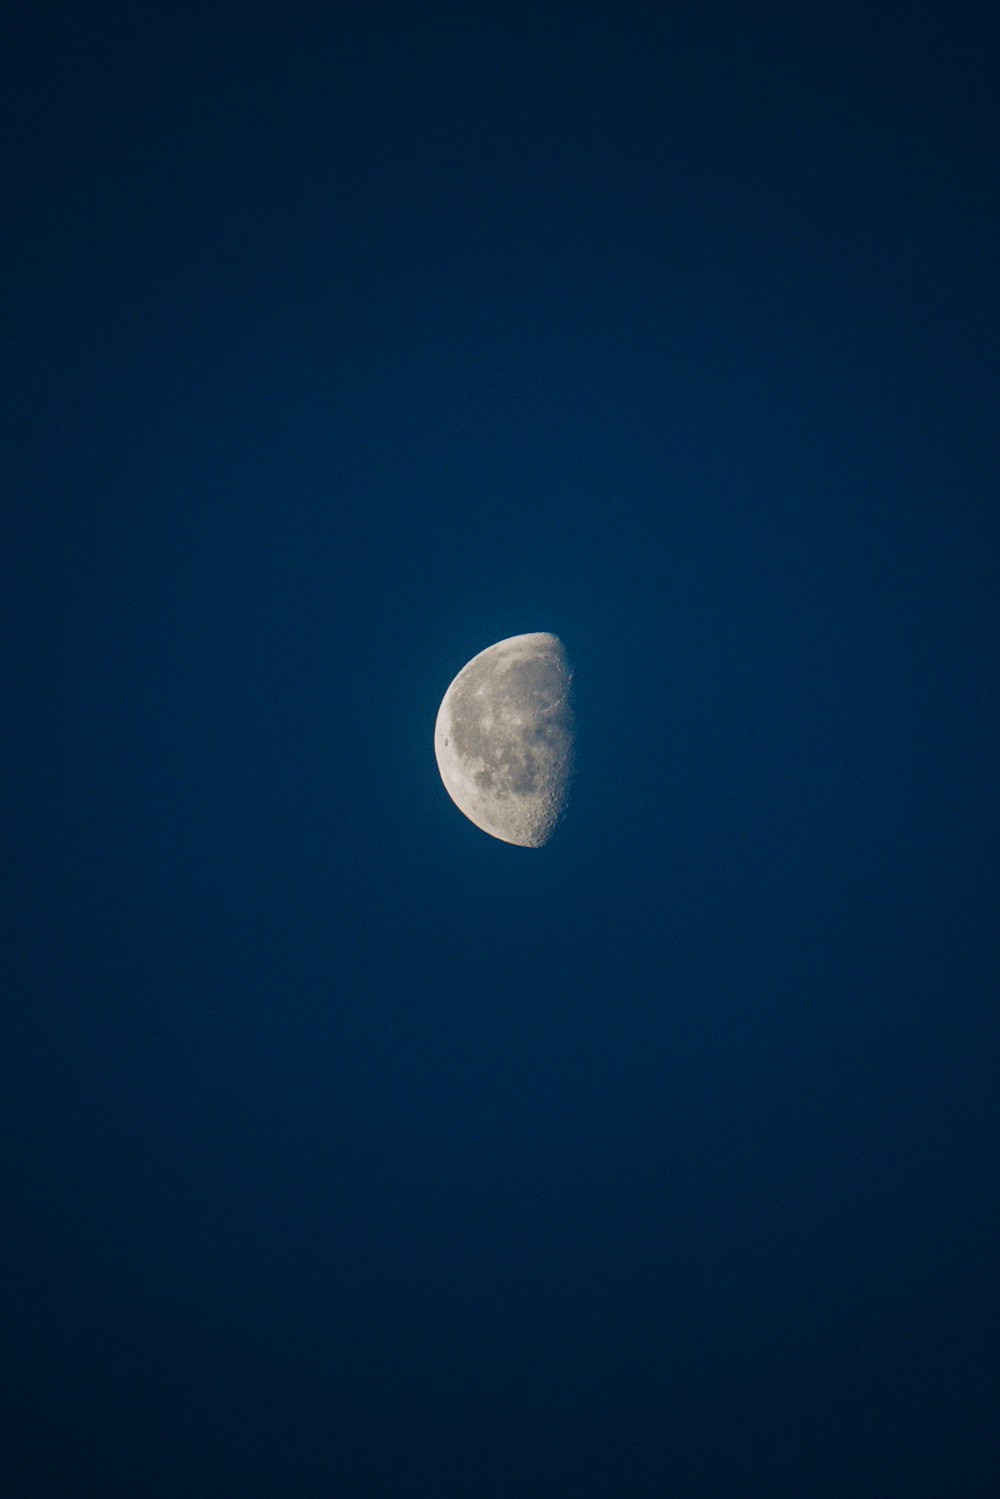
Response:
[[434, 632, 575, 847]]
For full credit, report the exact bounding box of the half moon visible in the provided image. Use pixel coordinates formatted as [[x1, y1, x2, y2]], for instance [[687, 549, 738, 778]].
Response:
[[434, 632, 574, 847]]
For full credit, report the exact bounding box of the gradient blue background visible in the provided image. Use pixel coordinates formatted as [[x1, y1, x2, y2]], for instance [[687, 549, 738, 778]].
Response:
[[5, 4, 998, 1494]]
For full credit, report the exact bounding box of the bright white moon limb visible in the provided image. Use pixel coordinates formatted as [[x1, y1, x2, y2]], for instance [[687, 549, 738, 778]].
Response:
[[434, 632, 575, 847]]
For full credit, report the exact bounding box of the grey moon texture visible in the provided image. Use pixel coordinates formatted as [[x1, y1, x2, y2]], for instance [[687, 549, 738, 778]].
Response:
[[434, 632, 575, 848]]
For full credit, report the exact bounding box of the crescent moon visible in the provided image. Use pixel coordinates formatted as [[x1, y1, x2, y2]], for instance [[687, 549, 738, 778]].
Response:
[[434, 632, 575, 847]]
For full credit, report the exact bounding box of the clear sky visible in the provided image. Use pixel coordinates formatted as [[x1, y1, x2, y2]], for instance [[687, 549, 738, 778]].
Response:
[[6, 3, 999, 1495]]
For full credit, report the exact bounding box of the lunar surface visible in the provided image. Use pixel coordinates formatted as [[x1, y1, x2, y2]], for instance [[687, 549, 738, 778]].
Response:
[[434, 632, 574, 847]]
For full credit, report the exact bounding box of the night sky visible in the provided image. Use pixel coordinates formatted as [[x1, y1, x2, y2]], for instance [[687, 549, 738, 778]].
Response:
[[6, 4, 999, 1495]]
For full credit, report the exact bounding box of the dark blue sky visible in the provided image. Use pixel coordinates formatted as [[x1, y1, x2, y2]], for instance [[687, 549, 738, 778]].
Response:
[[5, 4, 999, 1495]]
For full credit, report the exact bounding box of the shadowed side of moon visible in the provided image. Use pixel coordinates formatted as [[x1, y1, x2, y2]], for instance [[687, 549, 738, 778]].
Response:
[[434, 632, 575, 847]]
